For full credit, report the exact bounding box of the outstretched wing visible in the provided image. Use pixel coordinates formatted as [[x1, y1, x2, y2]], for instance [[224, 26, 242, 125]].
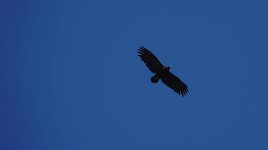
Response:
[[161, 71, 188, 96], [138, 46, 164, 73]]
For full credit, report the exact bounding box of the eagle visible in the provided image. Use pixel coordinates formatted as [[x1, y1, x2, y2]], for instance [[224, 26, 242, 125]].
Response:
[[138, 46, 188, 96]]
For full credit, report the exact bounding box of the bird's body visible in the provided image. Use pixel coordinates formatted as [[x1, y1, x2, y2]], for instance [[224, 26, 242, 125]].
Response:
[[150, 66, 170, 83], [138, 46, 188, 96]]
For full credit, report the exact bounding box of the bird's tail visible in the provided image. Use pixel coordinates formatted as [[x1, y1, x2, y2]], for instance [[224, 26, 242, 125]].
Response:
[[151, 75, 160, 83]]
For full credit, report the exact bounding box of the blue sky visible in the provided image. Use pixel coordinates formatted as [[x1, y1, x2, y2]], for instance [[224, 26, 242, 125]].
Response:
[[1, 0, 268, 150]]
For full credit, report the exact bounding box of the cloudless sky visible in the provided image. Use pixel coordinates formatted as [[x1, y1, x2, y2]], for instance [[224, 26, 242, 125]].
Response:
[[1, 0, 268, 150]]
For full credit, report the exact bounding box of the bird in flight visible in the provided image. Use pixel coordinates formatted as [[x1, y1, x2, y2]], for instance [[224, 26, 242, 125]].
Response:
[[138, 46, 188, 96]]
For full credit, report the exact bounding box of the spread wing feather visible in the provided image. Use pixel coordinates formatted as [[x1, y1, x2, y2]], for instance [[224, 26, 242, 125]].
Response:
[[161, 71, 188, 96], [138, 46, 164, 73]]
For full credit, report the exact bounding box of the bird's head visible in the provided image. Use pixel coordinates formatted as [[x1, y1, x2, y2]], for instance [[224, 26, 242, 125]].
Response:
[[163, 66, 172, 70]]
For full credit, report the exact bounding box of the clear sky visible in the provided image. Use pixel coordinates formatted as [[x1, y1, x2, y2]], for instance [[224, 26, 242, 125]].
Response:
[[1, 0, 268, 150]]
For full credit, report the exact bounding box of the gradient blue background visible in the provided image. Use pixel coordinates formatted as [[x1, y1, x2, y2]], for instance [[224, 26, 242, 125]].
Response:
[[1, 0, 268, 150]]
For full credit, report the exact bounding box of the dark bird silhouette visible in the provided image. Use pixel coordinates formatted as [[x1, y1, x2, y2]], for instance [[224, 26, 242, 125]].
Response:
[[138, 46, 188, 96]]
